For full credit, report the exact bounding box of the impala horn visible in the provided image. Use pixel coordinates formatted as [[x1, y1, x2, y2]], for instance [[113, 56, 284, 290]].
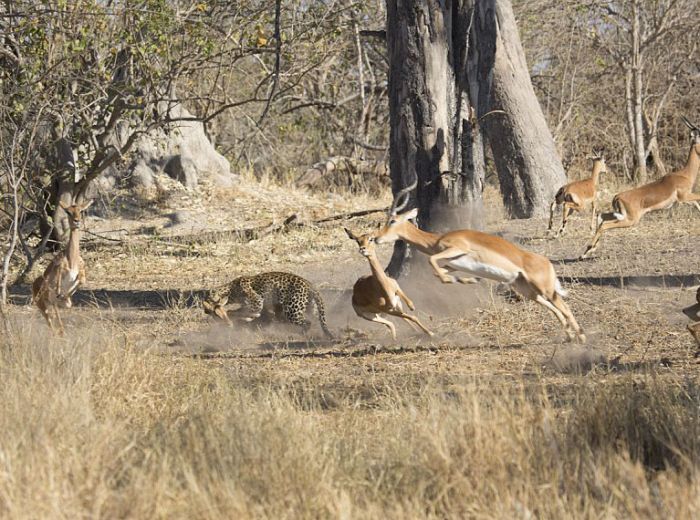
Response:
[[389, 178, 418, 217], [681, 115, 698, 130]]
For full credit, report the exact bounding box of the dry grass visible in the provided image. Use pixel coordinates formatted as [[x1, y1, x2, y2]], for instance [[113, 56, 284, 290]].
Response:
[[2, 177, 700, 518], [0, 319, 698, 518]]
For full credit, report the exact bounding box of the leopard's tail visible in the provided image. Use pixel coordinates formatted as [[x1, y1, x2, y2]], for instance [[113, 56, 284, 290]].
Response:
[[311, 289, 334, 339]]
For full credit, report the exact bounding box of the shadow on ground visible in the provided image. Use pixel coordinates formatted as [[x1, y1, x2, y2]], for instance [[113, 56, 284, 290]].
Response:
[[10, 272, 698, 310], [558, 273, 700, 289]]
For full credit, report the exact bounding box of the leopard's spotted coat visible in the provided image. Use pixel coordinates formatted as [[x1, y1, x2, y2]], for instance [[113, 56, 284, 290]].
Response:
[[205, 271, 333, 338]]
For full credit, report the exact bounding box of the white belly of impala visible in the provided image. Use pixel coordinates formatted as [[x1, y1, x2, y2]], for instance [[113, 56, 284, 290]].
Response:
[[389, 294, 401, 309], [447, 256, 518, 284]]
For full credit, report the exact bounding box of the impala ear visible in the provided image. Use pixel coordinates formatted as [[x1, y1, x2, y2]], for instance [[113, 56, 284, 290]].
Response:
[[343, 227, 357, 241], [202, 300, 213, 311], [218, 296, 228, 306], [404, 208, 419, 221], [80, 199, 93, 211]]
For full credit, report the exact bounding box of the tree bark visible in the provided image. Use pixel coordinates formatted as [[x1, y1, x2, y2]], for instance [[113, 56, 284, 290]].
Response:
[[385, 0, 496, 277], [631, 0, 647, 183], [483, 0, 566, 218]]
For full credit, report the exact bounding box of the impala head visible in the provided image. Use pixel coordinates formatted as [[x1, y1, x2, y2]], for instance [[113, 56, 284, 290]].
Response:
[[375, 178, 418, 244], [682, 116, 700, 152], [374, 207, 418, 245], [590, 146, 607, 174], [59, 200, 93, 230], [202, 295, 232, 324], [344, 227, 377, 258]]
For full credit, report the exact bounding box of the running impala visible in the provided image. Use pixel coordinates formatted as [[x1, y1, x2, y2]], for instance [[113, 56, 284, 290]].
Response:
[[581, 116, 700, 258], [374, 183, 585, 343], [548, 147, 607, 236]]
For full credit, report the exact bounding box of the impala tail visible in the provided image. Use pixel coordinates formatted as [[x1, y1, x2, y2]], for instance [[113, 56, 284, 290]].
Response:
[[554, 278, 569, 298], [611, 196, 626, 221], [551, 186, 565, 204]]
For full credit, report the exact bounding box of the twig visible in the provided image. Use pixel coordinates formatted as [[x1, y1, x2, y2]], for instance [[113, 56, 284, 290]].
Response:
[[315, 207, 388, 223], [82, 229, 129, 243]]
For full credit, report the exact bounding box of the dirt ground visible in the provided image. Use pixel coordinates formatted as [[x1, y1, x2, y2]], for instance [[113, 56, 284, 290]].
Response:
[[7, 179, 700, 385]]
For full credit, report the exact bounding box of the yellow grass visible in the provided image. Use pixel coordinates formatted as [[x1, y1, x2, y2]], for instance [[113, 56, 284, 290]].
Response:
[[0, 317, 698, 519]]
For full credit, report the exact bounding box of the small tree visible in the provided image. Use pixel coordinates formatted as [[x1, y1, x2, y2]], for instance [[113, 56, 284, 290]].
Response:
[[590, 0, 696, 182], [0, 0, 277, 299]]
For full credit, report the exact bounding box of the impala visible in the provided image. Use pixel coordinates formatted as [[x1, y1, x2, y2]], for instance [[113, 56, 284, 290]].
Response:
[[548, 147, 607, 236], [373, 183, 585, 342], [345, 228, 433, 339], [581, 116, 700, 258], [32, 200, 92, 334]]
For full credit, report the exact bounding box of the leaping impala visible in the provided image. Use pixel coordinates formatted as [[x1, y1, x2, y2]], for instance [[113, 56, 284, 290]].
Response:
[[373, 183, 585, 343], [548, 147, 607, 237], [32, 200, 92, 334], [345, 228, 433, 339], [581, 116, 700, 259]]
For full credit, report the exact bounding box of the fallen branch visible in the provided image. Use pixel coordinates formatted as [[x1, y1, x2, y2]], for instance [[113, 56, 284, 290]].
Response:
[[80, 207, 389, 248], [296, 156, 387, 189]]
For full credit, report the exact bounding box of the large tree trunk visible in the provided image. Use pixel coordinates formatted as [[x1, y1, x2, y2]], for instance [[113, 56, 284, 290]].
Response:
[[385, 0, 496, 277], [483, 0, 566, 218]]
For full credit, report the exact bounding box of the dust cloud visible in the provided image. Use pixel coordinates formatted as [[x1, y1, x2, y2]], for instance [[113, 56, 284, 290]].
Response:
[[176, 257, 491, 353]]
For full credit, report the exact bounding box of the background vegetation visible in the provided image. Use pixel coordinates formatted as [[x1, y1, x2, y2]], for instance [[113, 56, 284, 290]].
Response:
[[1, 2, 699, 517]]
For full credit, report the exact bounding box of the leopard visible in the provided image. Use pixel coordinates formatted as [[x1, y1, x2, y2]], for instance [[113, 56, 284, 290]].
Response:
[[203, 271, 333, 338]]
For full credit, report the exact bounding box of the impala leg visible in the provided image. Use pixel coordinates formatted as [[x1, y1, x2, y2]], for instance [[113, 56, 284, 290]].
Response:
[[53, 305, 65, 336], [395, 287, 416, 311], [535, 294, 585, 343], [558, 204, 574, 236], [534, 294, 572, 340], [403, 315, 434, 337], [550, 293, 585, 343], [547, 201, 559, 232], [428, 247, 472, 284], [677, 191, 700, 213], [36, 297, 54, 331], [55, 271, 63, 298], [443, 265, 478, 284], [388, 310, 434, 336], [360, 312, 397, 340], [590, 201, 598, 232], [580, 215, 636, 259]]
